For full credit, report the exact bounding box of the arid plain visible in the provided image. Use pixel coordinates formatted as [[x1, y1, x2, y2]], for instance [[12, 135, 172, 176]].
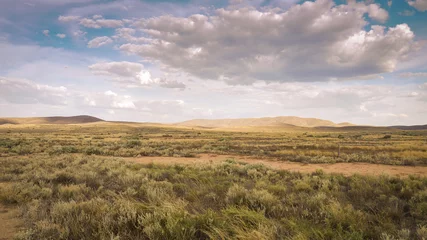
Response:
[[1, 116, 427, 239]]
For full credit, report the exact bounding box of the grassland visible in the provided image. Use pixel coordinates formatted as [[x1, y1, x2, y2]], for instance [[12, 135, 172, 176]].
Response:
[[1, 122, 426, 165], [1, 122, 427, 239]]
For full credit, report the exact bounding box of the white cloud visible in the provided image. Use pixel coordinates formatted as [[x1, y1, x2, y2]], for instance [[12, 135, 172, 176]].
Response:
[[366, 3, 389, 23], [72, 30, 87, 39], [58, 15, 80, 22], [113, 28, 153, 43], [407, 0, 427, 11], [87, 36, 113, 48], [399, 72, 427, 78], [112, 99, 136, 109], [89, 61, 144, 78], [80, 18, 123, 28], [137, 70, 154, 85], [0, 76, 67, 105], [158, 79, 186, 89], [56, 33, 66, 39], [89, 61, 186, 89], [104, 90, 118, 96], [42, 30, 50, 36], [120, 0, 414, 84], [81, 91, 136, 110], [93, 15, 103, 19]]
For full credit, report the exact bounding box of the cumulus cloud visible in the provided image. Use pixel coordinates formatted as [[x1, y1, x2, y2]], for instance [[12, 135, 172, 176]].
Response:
[[113, 28, 152, 43], [0, 77, 67, 105], [87, 36, 113, 48], [56, 33, 66, 39], [89, 61, 186, 89], [158, 79, 186, 89], [89, 61, 144, 79], [366, 3, 389, 22], [58, 15, 80, 22], [79, 90, 136, 109], [120, 0, 416, 84], [136, 71, 186, 89], [80, 18, 123, 28], [407, 0, 427, 11], [72, 30, 87, 39], [42, 30, 50, 36]]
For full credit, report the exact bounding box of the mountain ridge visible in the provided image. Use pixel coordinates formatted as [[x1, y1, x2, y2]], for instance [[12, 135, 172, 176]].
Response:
[[176, 116, 354, 128], [1, 115, 426, 130]]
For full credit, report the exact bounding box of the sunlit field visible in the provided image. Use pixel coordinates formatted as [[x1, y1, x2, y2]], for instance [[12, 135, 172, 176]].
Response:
[[1, 123, 427, 165], [1, 123, 427, 239]]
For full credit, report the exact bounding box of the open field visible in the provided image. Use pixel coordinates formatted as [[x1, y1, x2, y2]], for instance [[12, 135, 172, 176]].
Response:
[[125, 154, 427, 178], [1, 122, 427, 239], [1, 122, 426, 165]]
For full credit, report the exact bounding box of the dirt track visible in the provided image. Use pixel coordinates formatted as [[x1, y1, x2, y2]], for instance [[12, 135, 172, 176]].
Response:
[[126, 154, 427, 178], [0, 204, 22, 240]]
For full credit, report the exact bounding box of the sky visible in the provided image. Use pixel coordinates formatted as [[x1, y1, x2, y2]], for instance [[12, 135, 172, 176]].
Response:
[[0, 0, 427, 125]]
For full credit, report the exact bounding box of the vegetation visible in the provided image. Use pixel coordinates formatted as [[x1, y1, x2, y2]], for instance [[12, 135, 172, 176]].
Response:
[[0, 123, 426, 165], [0, 154, 427, 239], [1, 123, 427, 239]]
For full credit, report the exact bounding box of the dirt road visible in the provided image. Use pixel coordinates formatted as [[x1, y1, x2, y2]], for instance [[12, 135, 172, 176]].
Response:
[[125, 154, 427, 178], [0, 205, 22, 240]]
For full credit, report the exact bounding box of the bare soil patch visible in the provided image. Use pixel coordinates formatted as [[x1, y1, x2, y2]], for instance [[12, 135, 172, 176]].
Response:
[[126, 154, 427, 177], [0, 207, 22, 240], [0, 205, 22, 240], [0, 183, 22, 240]]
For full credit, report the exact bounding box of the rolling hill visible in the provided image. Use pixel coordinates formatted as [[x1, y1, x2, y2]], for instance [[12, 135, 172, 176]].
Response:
[[176, 116, 354, 128], [389, 124, 427, 130], [0, 115, 104, 125]]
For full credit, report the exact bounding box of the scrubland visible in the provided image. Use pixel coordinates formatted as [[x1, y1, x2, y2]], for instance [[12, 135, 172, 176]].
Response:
[[1, 123, 427, 166], [0, 123, 427, 239]]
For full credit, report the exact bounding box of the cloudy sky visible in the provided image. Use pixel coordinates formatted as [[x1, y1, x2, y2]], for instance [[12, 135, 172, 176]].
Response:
[[0, 0, 426, 125]]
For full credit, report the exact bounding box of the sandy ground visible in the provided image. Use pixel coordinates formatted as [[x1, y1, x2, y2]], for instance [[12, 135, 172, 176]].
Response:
[[126, 154, 427, 178], [0, 183, 23, 240], [0, 204, 22, 240]]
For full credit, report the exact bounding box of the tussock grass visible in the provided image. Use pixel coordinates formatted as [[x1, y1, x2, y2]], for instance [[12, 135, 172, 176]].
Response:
[[1, 155, 427, 239]]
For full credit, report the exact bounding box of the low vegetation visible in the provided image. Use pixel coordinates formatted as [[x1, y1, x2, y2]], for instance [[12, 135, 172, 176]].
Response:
[[0, 123, 426, 165], [1, 123, 427, 239], [0, 155, 427, 239]]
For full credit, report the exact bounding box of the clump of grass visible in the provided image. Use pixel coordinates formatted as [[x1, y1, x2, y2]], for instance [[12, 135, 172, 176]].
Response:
[[1, 154, 427, 239]]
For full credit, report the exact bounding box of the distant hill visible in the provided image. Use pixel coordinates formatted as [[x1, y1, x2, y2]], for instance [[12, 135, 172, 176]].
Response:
[[176, 116, 354, 128], [0, 115, 104, 125], [389, 125, 427, 130]]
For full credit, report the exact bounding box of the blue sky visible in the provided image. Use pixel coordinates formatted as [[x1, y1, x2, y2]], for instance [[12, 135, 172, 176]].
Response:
[[0, 0, 426, 125]]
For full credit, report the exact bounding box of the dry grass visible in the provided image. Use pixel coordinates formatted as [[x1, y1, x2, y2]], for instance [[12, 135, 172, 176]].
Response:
[[1, 123, 427, 239], [1, 122, 426, 165]]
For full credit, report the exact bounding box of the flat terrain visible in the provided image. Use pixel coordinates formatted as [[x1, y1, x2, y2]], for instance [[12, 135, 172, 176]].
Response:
[[0, 183, 22, 240], [126, 154, 427, 177], [1, 122, 427, 239], [1, 122, 426, 166], [0, 204, 21, 240]]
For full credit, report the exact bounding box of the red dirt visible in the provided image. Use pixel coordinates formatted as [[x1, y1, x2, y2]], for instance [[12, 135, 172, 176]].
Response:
[[126, 154, 427, 178]]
